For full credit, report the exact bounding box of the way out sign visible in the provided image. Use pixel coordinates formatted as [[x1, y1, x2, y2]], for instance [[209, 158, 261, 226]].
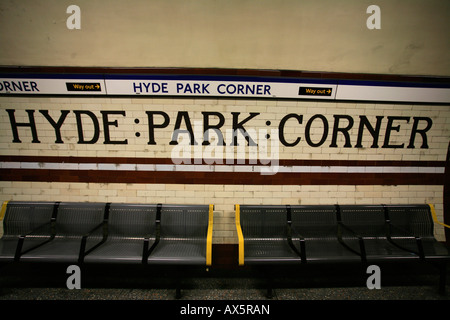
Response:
[[66, 82, 102, 92], [299, 86, 333, 97]]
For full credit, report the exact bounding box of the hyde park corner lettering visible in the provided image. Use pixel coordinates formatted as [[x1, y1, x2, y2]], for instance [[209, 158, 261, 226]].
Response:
[[4, 109, 432, 150]]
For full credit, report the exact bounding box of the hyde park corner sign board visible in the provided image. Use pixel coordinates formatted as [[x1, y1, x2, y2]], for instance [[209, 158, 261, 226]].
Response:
[[0, 73, 449, 103]]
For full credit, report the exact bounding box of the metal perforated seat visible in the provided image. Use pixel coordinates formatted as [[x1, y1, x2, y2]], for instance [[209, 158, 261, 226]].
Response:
[[83, 203, 157, 264], [0, 201, 56, 262], [339, 205, 422, 261], [18, 202, 106, 263], [237, 205, 302, 265], [235, 203, 449, 295], [290, 205, 361, 263], [386, 205, 450, 260], [147, 205, 211, 265], [1, 201, 213, 267]]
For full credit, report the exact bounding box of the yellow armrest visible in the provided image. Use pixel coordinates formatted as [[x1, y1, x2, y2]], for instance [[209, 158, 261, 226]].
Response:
[[206, 204, 214, 266], [429, 204, 450, 229], [0, 201, 9, 221], [235, 204, 245, 266]]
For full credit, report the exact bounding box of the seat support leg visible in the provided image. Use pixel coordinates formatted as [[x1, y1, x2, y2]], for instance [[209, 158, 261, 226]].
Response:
[[175, 275, 182, 299], [266, 287, 273, 299], [438, 262, 447, 296], [264, 266, 274, 299]]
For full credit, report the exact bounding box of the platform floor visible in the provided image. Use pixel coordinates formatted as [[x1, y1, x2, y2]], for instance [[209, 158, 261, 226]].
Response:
[[1, 263, 448, 317], [0, 262, 448, 301], [0, 276, 448, 301]]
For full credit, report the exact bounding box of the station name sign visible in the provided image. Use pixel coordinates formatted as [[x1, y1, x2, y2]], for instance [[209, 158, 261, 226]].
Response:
[[0, 74, 449, 103]]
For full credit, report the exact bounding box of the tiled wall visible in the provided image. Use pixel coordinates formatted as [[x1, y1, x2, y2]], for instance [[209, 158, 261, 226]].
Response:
[[1, 97, 448, 160], [1, 97, 448, 242], [0, 181, 445, 243]]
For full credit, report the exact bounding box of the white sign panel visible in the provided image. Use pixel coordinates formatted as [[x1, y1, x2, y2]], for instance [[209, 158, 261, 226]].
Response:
[[105, 78, 337, 100], [0, 74, 449, 103], [335, 84, 450, 103]]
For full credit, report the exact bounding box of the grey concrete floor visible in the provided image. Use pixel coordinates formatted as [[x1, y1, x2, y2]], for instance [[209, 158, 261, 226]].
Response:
[[0, 278, 448, 301], [0, 262, 448, 318], [0, 262, 448, 301]]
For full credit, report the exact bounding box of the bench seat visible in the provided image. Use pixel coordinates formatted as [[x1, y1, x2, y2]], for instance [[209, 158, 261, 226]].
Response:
[[0, 201, 213, 267], [147, 205, 213, 265], [242, 239, 302, 265], [0, 201, 56, 263], [236, 203, 450, 294], [18, 202, 105, 263], [82, 203, 156, 264]]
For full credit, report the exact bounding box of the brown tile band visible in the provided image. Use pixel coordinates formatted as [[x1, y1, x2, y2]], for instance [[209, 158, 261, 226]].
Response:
[[0, 155, 445, 167], [0, 168, 444, 186]]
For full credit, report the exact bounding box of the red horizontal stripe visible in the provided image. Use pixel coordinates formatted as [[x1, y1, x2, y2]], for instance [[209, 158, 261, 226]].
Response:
[[0, 155, 445, 168], [0, 169, 444, 185]]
